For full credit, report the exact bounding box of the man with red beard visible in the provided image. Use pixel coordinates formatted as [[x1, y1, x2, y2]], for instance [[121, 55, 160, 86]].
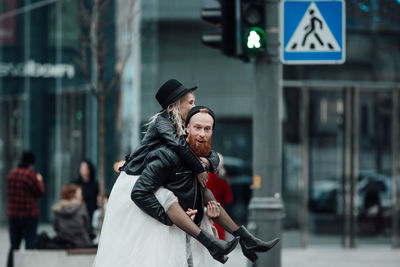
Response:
[[185, 114, 212, 157], [131, 106, 280, 265]]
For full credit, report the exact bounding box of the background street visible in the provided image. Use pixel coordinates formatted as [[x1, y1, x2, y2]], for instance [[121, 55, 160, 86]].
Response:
[[1, 224, 399, 267]]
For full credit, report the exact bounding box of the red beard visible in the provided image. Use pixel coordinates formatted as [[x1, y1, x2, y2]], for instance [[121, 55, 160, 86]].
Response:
[[187, 134, 211, 157]]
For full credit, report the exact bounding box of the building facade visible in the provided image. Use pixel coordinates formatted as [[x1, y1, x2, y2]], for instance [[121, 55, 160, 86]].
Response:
[[0, 0, 122, 222]]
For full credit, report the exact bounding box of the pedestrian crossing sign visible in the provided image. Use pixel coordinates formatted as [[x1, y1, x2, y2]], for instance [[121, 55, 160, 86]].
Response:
[[281, 0, 345, 64]]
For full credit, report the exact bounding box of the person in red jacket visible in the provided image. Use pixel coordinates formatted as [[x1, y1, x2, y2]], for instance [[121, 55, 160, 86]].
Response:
[[6, 151, 45, 267], [206, 153, 233, 240]]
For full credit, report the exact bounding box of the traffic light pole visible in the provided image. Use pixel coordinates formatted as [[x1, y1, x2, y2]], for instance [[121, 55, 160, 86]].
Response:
[[248, 0, 283, 266]]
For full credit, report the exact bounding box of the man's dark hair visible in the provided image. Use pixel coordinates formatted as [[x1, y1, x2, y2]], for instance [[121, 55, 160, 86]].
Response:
[[18, 151, 36, 168], [185, 106, 216, 129]]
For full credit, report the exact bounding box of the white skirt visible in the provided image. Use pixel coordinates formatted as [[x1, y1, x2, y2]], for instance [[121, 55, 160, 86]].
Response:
[[93, 171, 222, 267]]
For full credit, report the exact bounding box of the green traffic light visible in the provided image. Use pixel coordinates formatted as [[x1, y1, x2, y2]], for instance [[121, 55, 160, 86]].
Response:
[[246, 27, 265, 50], [247, 30, 261, 48], [76, 110, 83, 121]]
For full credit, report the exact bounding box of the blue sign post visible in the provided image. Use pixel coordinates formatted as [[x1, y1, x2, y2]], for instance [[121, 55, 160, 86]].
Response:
[[281, 0, 345, 64]]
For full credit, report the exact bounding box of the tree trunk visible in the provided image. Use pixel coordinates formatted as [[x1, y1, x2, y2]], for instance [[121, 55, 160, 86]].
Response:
[[98, 94, 106, 207]]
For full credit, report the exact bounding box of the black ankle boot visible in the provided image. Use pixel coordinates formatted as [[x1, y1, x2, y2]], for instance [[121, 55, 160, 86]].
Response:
[[233, 226, 280, 262], [196, 230, 240, 264]]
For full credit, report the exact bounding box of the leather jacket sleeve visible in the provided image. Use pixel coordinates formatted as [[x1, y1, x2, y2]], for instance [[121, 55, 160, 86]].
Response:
[[206, 150, 220, 173], [155, 115, 205, 174], [131, 156, 173, 226]]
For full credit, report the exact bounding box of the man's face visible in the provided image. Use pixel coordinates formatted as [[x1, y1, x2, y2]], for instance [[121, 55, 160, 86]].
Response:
[[179, 92, 195, 121], [186, 112, 214, 157]]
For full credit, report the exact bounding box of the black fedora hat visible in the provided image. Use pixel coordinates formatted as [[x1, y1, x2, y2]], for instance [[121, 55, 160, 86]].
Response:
[[156, 79, 198, 110]]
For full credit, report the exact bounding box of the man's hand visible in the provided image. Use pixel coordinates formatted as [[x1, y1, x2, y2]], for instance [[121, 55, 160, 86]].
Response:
[[36, 173, 43, 182], [197, 172, 208, 187], [206, 201, 221, 219], [186, 208, 198, 221], [200, 157, 210, 168], [113, 160, 125, 173]]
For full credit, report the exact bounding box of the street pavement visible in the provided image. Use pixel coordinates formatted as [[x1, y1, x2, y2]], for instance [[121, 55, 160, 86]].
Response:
[[1, 224, 399, 267]]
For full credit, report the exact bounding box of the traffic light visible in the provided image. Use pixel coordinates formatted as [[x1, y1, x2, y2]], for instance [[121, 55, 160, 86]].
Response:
[[201, 0, 237, 57], [241, 0, 266, 59], [201, 0, 266, 61]]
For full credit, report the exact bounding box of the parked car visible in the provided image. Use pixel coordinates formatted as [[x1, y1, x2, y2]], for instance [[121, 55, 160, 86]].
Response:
[[309, 171, 399, 216], [309, 179, 338, 213]]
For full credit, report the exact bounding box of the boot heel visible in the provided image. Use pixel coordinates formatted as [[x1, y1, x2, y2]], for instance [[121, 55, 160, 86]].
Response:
[[212, 254, 228, 264], [223, 236, 240, 254], [196, 230, 239, 263], [241, 247, 258, 262]]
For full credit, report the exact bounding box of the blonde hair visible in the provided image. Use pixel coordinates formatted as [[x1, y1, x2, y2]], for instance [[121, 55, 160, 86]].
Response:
[[147, 91, 193, 136]]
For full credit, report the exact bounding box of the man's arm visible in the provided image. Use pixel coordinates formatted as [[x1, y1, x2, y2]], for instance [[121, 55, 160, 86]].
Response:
[[131, 156, 173, 226], [155, 115, 206, 174], [205, 150, 220, 173], [27, 172, 45, 197]]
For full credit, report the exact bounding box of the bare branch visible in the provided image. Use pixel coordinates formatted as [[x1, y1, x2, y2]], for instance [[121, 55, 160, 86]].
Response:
[[90, 0, 99, 62], [100, 0, 111, 10], [105, 57, 127, 97], [77, 54, 99, 99], [105, 73, 121, 98], [76, 0, 99, 101], [126, 0, 137, 27], [78, 0, 92, 27], [113, 0, 139, 28], [103, 0, 136, 97], [73, 0, 138, 107]]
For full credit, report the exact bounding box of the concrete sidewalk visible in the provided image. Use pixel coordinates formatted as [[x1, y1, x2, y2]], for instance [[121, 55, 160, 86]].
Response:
[[227, 246, 400, 267], [282, 247, 400, 267], [1, 225, 400, 267], [0, 225, 248, 267]]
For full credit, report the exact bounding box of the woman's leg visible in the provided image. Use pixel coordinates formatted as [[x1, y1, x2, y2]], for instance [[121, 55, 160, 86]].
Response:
[[166, 203, 201, 237], [204, 189, 280, 262], [155, 186, 201, 237], [204, 189, 239, 233], [155, 187, 239, 263]]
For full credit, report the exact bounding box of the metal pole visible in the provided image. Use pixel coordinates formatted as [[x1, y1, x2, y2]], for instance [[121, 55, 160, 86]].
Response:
[[300, 87, 309, 248], [23, 0, 31, 149], [54, 0, 63, 214], [391, 89, 399, 248], [343, 87, 352, 248], [248, 0, 283, 266], [351, 87, 359, 248]]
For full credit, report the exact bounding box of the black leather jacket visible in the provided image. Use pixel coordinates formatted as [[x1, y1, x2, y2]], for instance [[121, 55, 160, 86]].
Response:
[[131, 145, 204, 226], [121, 111, 219, 175]]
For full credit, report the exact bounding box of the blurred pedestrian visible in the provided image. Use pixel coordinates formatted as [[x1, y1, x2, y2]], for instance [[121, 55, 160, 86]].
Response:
[[6, 151, 45, 267], [206, 153, 233, 240], [73, 160, 98, 224], [361, 182, 383, 234], [52, 184, 93, 248], [92, 192, 109, 244]]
